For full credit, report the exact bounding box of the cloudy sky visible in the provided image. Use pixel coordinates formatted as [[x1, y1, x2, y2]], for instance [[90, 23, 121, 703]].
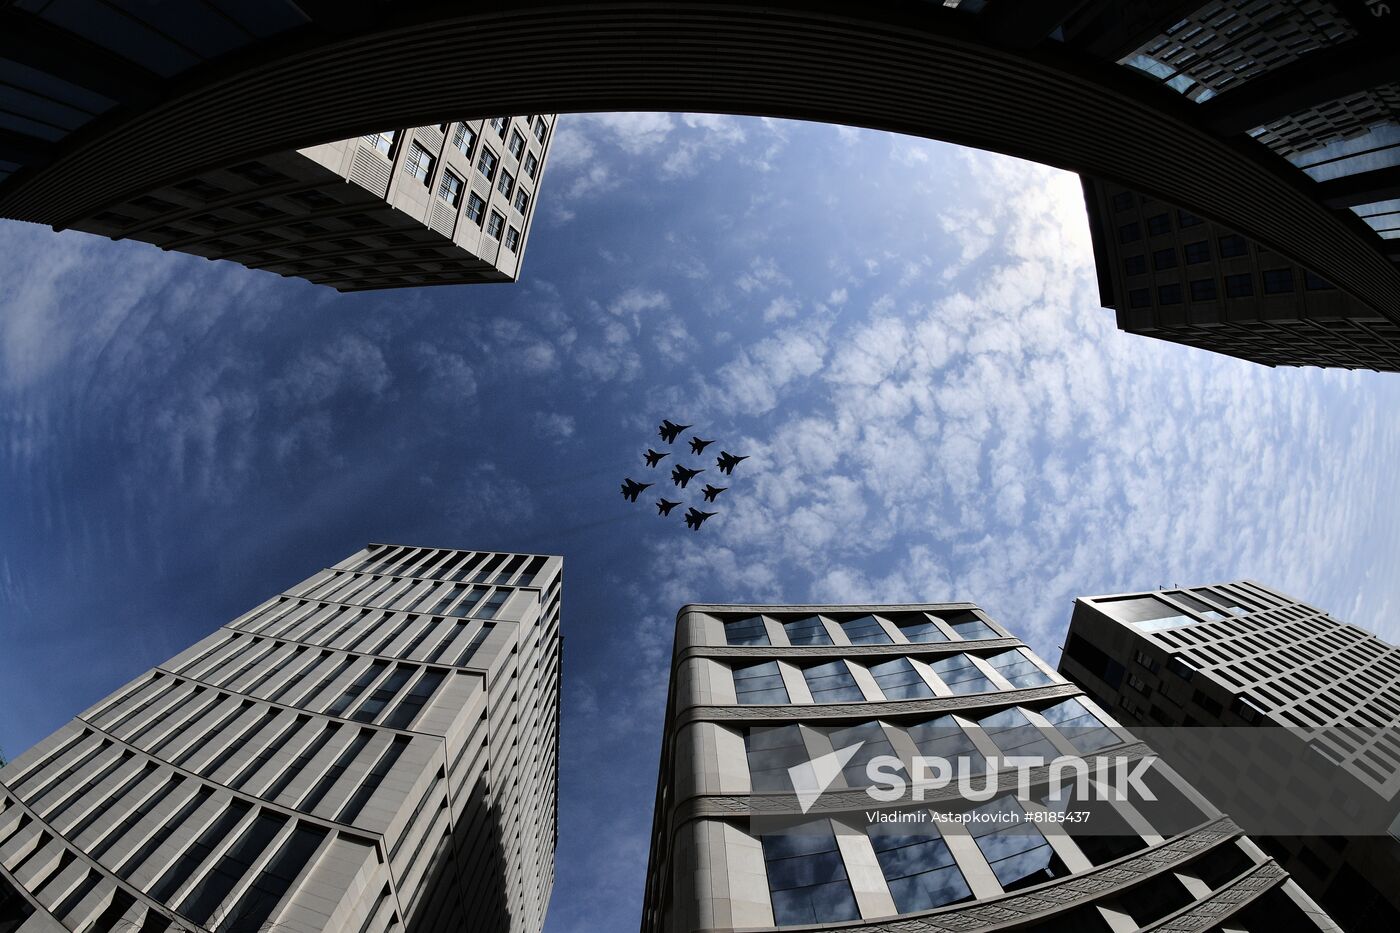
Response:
[[3, 113, 1399, 930]]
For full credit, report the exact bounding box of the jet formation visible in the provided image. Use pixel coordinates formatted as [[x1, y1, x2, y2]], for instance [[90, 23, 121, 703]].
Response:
[[620, 419, 748, 530]]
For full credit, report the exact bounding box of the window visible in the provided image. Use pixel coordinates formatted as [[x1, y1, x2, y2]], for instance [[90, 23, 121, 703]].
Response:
[[930, 654, 995, 695], [1263, 268, 1295, 294], [870, 828, 972, 913], [894, 615, 948, 643], [534, 116, 548, 142], [1118, 222, 1141, 243], [761, 823, 860, 925], [437, 170, 463, 208], [217, 823, 327, 933], [1146, 213, 1171, 235], [524, 151, 540, 179], [497, 168, 515, 199], [509, 130, 526, 160], [452, 123, 476, 157], [505, 226, 520, 253], [338, 737, 411, 821], [477, 147, 498, 181], [1157, 283, 1182, 305], [490, 116, 508, 139], [906, 715, 984, 776], [513, 186, 530, 214], [147, 799, 253, 901], [978, 707, 1061, 760], [178, 809, 286, 925], [1151, 247, 1177, 270], [465, 192, 486, 225], [1123, 254, 1147, 276], [1218, 234, 1247, 258], [350, 664, 415, 723], [746, 725, 809, 791], [985, 649, 1054, 688], [454, 622, 495, 666], [1192, 689, 1224, 718], [1132, 649, 1160, 673], [403, 142, 435, 186], [966, 797, 1068, 891], [783, 615, 831, 646], [946, 613, 997, 640], [1111, 191, 1134, 212], [1128, 288, 1151, 308], [724, 616, 769, 646], [733, 661, 789, 705], [327, 661, 389, 717], [381, 669, 446, 729], [364, 130, 398, 158], [1184, 240, 1210, 264], [486, 211, 505, 240], [839, 614, 891, 645], [1224, 273, 1254, 297], [1304, 271, 1335, 290], [1177, 208, 1203, 227], [1189, 278, 1218, 301], [802, 661, 864, 703], [1039, 698, 1118, 753], [300, 730, 373, 810], [868, 658, 933, 700], [826, 720, 897, 788]]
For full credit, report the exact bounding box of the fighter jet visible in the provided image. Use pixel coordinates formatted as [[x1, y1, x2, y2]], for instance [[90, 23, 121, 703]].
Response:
[[671, 464, 704, 488], [620, 478, 653, 502], [644, 448, 669, 468], [684, 507, 717, 530], [701, 484, 728, 503], [656, 498, 681, 517], [689, 437, 715, 455], [658, 420, 692, 444], [715, 451, 749, 475]]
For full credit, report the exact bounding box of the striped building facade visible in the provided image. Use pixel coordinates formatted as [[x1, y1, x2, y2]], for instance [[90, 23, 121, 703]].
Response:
[[0, 543, 560, 933]]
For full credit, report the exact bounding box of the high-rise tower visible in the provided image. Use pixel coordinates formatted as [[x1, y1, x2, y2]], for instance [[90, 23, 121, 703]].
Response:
[[642, 601, 1339, 932], [0, 543, 561, 933]]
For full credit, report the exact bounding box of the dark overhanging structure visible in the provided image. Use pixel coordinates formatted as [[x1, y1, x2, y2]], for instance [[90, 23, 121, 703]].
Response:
[[1, 0, 1397, 360]]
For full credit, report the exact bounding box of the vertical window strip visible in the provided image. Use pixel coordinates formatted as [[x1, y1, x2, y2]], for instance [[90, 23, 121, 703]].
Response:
[[88, 775, 181, 861], [322, 607, 370, 646], [290, 655, 356, 709], [475, 588, 510, 620], [215, 822, 328, 933], [337, 737, 412, 822], [368, 615, 419, 656], [350, 666, 416, 723], [40, 750, 133, 823], [148, 690, 222, 756], [178, 809, 287, 925], [202, 709, 280, 778], [470, 553, 505, 583], [115, 785, 214, 880], [381, 670, 447, 730], [447, 585, 490, 618], [106, 678, 177, 734], [126, 684, 199, 744], [426, 621, 470, 663], [246, 646, 304, 695], [174, 701, 252, 767], [263, 725, 338, 801], [326, 661, 389, 717], [19, 738, 109, 806], [147, 800, 254, 903], [64, 761, 157, 841], [229, 715, 310, 791], [493, 554, 527, 585], [215, 640, 280, 688], [299, 731, 373, 811], [454, 623, 496, 667]]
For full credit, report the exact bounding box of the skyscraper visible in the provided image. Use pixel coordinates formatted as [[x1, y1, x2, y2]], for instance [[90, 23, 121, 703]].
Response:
[[642, 602, 1338, 932], [1057, 579, 1400, 931], [69, 116, 555, 291], [0, 543, 560, 933]]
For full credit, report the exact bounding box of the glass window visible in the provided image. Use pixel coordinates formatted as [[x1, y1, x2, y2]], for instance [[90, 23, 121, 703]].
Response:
[[1128, 288, 1150, 308], [1304, 271, 1335, 290], [1183, 240, 1210, 264], [761, 823, 860, 925], [505, 226, 520, 253], [350, 664, 414, 723], [509, 130, 526, 159], [1189, 278, 1217, 301], [524, 151, 540, 179], [1177, 209, 1203, 227], [300, 730, 373, 810], [477, 147, 498, 181], [1118, 222, 1141, 243], [839, 615, 891, 645], [403, 142, 435, 186], [364, 130, 398, 158], [1157, 283, 1182, 305], [1123, 254, 1147, 276], [802, 661, 864, 703], [465, 192, 486, 225], [452, 123, 476, 157], [1151, 247, 1177, 270], [893, 615, 948, 644], [985, 649, 1054, 688], [148, 799, 253, 901], [1111, 191, 1133, 212], [1218, 234, 1247, 258], [1224, 272, 1254, 297], [725, 616, 769, 646], [869, 827, 972, 913], [930, 654, 995, 695], [826, 720, 896, 788], [867, 658, 933, 700], [966, 796, 1068, 891], [381, 669, 446, 729], [486, 211, 505, 240], [733, 661, 789, 705], [454, 622, 495, 666], [490, 116, 508, 139], [497, 168, 515, 199], [338, 736, 411, 822], [437, 170, 463, 208], [1263, 268, 1295, 294], [1039, 698, 1119, 753], [216, 822, 327, 933], [746, 725, 809, 792], [906, 715, 984, 776], [326, 661, 388, 717], [178, 809, 286, 925], [1146, 213, 1171, 235], [977, 707, 1061, 760], [945, 612, 997, 640], [534, 116, 548, 142], [513, 186, 530, 215], [783, 615, 831, 646]]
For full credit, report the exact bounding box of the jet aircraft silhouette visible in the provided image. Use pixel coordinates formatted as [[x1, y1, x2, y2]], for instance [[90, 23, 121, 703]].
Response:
[[715, 451, 749, 475], [671, 464, 704, 488], [644, 448, 669, 468], [658, 420, 692, 444], [701, 484, 728, 503], [689, 437, 715, 455], [620, 478, 652, 502], [656, 498, 681, 517], [684, 507, 717, 530]]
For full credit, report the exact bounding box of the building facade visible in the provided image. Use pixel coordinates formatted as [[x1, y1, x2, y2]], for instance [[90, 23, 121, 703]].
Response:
[[0, 543, 561, 933], [642, 602, 1337, 933], [69, 115, 555, 291], [1082, 176, 1400, 371], [1057, 579, 1400, 932]]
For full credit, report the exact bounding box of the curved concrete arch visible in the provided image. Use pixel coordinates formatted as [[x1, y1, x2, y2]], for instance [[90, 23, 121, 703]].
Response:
[[1, 0, 1397, 317]]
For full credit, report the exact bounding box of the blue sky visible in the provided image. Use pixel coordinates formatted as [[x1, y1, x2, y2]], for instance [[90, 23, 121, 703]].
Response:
[[3, 112, 1400, 930]]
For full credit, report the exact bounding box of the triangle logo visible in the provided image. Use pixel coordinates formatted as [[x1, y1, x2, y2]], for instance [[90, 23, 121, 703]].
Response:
[[788, 742, 865, 814]]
